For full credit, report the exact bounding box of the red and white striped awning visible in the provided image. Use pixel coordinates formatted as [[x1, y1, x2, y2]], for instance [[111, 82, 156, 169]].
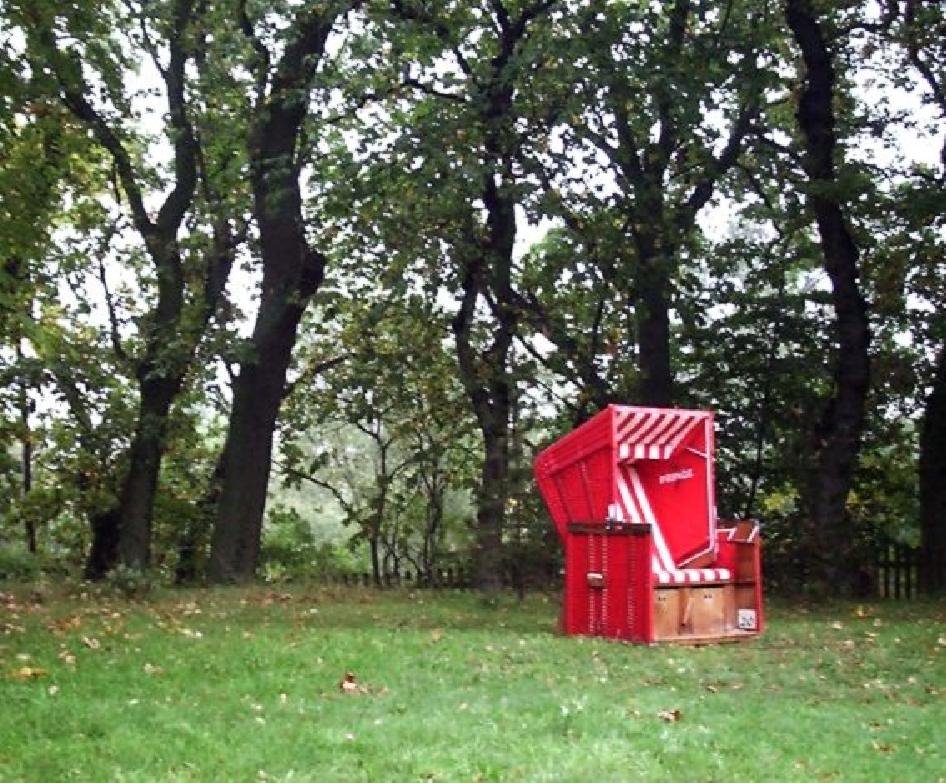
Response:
[[614, 407, 708, 462]]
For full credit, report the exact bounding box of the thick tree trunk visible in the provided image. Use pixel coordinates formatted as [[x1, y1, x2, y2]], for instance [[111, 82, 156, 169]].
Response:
[[475, 420, 510, 594], [369, 535, 382, 587], [920, 344, 946, 594], [786, 0, 871, 592], [634, 245, 674, 407], [208, 293, 311, 581], [85, 508, 121, 581], [452, 179, 517, 594], [206, 6, 337, 583], [115, 375, 181, 569]]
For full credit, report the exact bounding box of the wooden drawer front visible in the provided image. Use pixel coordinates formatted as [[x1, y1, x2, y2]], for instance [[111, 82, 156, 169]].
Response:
[[653, 588, 681, 640], [690, 587, 726, 636]]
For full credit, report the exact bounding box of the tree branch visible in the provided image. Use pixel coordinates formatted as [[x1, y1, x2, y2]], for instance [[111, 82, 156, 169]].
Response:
[[96, 256, 127, 363], [237, 0, 272, 105], [391, 0, 477, 82]]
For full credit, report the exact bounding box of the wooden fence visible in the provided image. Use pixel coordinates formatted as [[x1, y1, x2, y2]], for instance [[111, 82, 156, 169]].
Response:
[[318, 568, 472, 589], [317, 547, 922, 599], [316, 563, 563, 591], [874, 541, 920, 600]]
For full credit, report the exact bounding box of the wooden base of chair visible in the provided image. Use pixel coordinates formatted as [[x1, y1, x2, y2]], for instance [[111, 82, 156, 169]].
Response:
[[653, 584, 761, 643]]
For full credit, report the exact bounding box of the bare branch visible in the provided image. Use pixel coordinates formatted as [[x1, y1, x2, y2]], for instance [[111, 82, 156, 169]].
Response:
[[678, 91, 760, 224], [402, 76, 467, 103], [237, 0, 272, 105], [153, 0, 199, 240], [97, 256, 127, 363], [282, 354, 349, 400], [282, 465, 353, 513]]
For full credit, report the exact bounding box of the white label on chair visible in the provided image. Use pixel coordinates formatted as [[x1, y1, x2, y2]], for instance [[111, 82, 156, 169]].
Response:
[[737, 609, 757, 630]]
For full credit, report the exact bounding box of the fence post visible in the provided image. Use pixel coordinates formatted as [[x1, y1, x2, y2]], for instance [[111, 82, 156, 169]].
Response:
[[905, 546, 913, 600], [874, 539, 919, 600]]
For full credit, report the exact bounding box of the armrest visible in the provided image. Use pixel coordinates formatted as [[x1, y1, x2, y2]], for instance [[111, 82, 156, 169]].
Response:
[[717, 523, 761, 582]]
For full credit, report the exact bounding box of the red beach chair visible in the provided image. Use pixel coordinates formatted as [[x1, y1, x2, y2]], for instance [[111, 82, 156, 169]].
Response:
[[534, 405, 763, 644]]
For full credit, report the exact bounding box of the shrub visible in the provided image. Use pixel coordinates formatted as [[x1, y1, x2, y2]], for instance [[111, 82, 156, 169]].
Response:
[[104, 564, 160, 599], [0, 544, 42, 582]]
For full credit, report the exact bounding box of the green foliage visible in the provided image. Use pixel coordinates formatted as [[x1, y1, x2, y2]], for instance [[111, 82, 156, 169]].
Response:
[[0, 545, 43, 582], [259, 505, 360, 582], [102, 564, 159, 599], [0, 0, 943, 587]]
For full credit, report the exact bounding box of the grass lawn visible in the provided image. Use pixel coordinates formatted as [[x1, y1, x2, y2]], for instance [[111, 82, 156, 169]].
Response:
[[1, 584, 944, 782]]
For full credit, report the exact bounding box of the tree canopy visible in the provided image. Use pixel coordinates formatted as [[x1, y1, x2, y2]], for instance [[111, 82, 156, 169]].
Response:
[[1, 0, 944, 594]]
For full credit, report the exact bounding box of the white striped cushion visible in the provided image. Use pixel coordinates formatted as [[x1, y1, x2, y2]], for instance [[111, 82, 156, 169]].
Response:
[[655, 568, 731, 585]]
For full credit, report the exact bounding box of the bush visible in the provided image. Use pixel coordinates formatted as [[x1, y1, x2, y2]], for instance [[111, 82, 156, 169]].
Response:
[[104, 564, 160, 599], [260, 505, 359, 581], [0, 544, 42, 582]]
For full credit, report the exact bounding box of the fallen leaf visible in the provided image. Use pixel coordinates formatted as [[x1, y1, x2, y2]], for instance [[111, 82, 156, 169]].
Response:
[[81, 636, 101, 650], [830, 621, 843, 630], [339, 671, 368, 694], [11, 666, 48, 681], [58, 650, 76, 666], [657, 708, 682, 723], [143, 662, 164, 676], [46, 615, 82, 634], [47, 684, 59, 696], [430, 629, 444, 643]]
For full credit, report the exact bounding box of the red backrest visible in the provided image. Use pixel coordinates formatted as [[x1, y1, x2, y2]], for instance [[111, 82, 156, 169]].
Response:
[[534, 405, 717, 568]]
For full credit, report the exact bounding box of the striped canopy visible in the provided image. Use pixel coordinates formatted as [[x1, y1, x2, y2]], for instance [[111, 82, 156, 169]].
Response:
[[613, 406, 709, 462]]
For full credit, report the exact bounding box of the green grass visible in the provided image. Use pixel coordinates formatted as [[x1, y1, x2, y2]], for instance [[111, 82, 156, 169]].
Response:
[[1, 585, 944, 782]]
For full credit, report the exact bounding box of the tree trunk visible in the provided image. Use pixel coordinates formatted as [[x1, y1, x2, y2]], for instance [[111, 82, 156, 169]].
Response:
[[369, 535, 382, 588], [207, 293, 312, 581], [452, 201, 516, 594], [634, 241, 674, 407], [175, 451, 223, 584], [206, 6, 338, 583], [920, 344, 946, 594], [17, 342, 36, 554], [115, 375, 181, 569], [174, 522, 202, 585], [85, 508, 121, 581], [785, 0, 871, 592], [475, 420, 509, 594]]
